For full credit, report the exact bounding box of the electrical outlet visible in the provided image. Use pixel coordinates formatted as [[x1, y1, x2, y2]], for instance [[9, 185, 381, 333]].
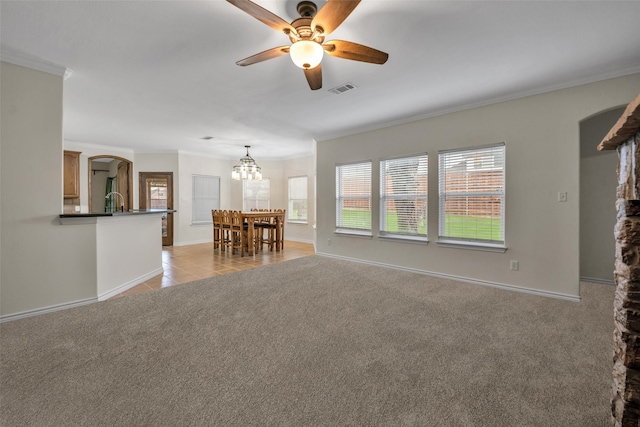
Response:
[[558, 192, 567, 202], [74, 206, 80, 212], [327, 238, 331, 246], [510, 260, 519, 271]]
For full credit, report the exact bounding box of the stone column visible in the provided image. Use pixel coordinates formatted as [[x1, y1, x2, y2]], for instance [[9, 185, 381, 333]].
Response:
[[598, 93, 640, 427], [611, 135, 640, 426]]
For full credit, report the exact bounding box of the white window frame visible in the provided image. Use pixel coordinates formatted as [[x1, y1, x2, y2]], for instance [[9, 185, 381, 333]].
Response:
[[335, 161, 372, 236], [288, 176, 308, 224], [379, 153, 428, 242], [438, 143, 506, 252], [243, 178, 270, 211], [192, 174, 220, 226]]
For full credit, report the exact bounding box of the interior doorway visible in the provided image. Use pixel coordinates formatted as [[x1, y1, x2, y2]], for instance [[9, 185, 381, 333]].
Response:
[[88, 155, 133, 213], [579, 106, 625, 283], [139, 172, 174, 246]]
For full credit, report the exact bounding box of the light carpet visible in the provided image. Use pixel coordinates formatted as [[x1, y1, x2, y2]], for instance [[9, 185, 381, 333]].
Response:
[[0, 255, 614, 426]]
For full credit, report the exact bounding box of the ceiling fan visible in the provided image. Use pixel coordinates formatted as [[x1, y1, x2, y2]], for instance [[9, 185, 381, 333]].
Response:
[[226, 0, 388, 90]]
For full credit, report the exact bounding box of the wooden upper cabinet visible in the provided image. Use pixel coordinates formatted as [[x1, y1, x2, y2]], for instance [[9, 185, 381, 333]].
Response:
[[64, 150, 81, 199]]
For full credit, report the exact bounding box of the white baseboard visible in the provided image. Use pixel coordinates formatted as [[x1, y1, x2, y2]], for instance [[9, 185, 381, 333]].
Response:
[[580, 276, 615, 285], [316, 252, 581, 302], [98, 267, 164, 301], [283, 237, 315, 245], [0, 297, 98, 323], [173, 239, 212, 247], [174, 238, 315, 247], [2, 268, 167, 322]]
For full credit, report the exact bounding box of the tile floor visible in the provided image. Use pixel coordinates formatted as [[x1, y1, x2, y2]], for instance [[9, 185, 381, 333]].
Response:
[[111, 240, 315, 299]]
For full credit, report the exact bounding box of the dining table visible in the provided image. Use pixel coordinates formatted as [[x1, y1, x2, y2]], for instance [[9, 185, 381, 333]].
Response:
[[241, 211, 285, 256]]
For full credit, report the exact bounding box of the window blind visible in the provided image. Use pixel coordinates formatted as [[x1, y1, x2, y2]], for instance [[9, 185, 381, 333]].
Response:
[[288, 176, 308, 222], [438, 143, 505, 243], [243, 178, 270, 211], [192, 175, 220, 225], [380, 154, 428, 237], [336, 161, 372, 231], [148, 179, 168, 209]]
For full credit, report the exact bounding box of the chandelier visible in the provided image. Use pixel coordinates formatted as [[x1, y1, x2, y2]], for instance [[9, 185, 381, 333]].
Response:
[[232, 145, 262, 181]]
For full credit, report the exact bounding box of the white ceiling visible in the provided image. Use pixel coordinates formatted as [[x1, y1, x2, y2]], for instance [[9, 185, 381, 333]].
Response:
[[2, 0, 640, 160]]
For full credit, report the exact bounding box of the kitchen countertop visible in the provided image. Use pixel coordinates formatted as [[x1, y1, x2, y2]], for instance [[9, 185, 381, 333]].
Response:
[[60, 209, 175, 218]]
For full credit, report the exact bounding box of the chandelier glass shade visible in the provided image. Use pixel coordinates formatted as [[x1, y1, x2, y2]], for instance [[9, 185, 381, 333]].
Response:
[[232, 145, 262, 181]]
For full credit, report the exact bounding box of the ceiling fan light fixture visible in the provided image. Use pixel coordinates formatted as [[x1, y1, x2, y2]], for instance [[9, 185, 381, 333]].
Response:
[[227, 0, 388, 90], [290, 40, 323, 69]]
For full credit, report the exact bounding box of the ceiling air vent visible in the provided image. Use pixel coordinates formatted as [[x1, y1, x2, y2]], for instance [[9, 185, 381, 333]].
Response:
[[329, 82, 357, 95]]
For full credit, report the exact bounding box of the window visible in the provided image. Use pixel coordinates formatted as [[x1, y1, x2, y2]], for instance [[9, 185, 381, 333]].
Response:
[[438, 143, 505, 248], [148, 179, 168, 209], [380, 154, 428, 239], [336, 161, 372, 233], [192, 175, 220, 225], [288, 176, 308, 223], [243, 178, 270, 211]]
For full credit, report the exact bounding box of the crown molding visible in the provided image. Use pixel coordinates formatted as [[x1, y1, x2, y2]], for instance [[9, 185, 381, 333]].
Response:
[[316, 66, 640, 143], [64, 140, 135, 154], [0, 46, 72, 79]]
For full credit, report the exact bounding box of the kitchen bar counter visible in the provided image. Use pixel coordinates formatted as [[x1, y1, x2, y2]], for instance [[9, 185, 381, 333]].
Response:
[[59, 209, 174, 225], [60, 209, 173, 218], [59, 210, 170, 299]]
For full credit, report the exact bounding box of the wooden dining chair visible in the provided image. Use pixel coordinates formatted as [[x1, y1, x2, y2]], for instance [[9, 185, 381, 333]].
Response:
[[274, 209, 285, 251], [254, 209, 274, 252], [230, 210, 246, 256], [211, 209, 221, 251], [220, 210, 232, 252]]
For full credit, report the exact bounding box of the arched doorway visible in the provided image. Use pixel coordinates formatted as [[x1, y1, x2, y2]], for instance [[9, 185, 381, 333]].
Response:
[[88, 155, 133, 213], [579, 106, 625, 283]]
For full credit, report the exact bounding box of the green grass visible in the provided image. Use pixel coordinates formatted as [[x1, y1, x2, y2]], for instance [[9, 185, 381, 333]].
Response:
[[340, 209, 501, 241], [443, 214, 502, 241], [383, 212, 426, 235], [339, 209, 371, 229]]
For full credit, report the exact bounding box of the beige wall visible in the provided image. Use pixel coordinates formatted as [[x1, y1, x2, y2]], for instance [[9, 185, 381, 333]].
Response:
[[178, 152, 233, 245], [95, 215, 162, 298], [316, 73, 640, 299], [282, 154, 316, 244], [1, 62, 96, 317], [135, 152, 179, 186]]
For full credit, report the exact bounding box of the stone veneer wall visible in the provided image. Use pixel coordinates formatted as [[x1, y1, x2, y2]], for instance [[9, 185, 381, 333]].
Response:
[[598, 93, 640, 427], [611, 134, 640, 426]]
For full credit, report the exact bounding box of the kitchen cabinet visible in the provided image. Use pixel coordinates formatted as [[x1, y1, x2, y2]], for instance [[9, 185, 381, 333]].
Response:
[[64, 150, 81, 199]]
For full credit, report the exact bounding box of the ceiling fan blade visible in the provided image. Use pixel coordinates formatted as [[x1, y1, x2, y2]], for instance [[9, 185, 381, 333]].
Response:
[[304, 64, 322, 90], [311, 0, 360, 35], [323, 40, 388, 64], [236, 46, 290, 66], [226, 0, 295, 34]]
